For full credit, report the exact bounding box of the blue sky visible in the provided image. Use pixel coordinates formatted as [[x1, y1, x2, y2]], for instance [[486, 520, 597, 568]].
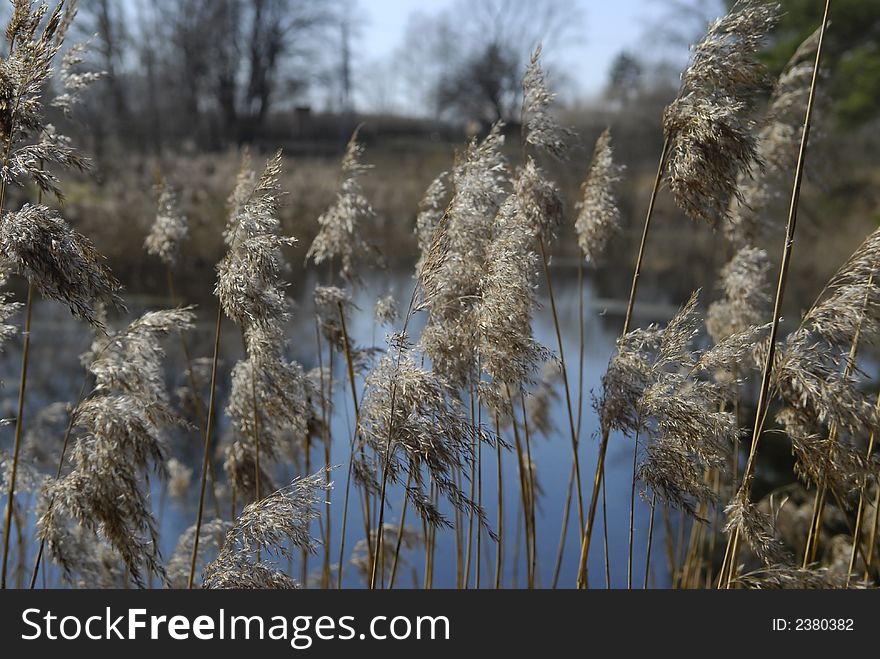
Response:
[[356, 0, 721, 101]]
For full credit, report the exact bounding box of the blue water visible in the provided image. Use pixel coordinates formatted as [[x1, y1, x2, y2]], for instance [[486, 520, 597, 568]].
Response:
[[1, 272, 679, 589]]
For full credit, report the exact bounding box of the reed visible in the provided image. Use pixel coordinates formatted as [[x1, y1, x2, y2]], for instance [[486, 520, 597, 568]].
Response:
[[720, 0, 833, 587], [6, 0, 879, 594]]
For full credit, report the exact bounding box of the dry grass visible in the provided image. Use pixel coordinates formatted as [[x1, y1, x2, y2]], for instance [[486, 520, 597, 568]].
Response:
[[1, 0, 879, 592]]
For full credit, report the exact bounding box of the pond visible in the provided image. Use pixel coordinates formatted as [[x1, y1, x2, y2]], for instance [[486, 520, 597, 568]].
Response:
[[0, 268, 687, 589]]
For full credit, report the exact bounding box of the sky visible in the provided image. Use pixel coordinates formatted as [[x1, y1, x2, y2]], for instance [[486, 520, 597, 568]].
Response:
[[353, 0, 723, 110]]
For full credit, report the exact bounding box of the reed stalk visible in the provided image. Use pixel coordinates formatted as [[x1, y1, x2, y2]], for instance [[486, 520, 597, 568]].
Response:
[[538, 238, 584, 541], [494, 412, 504, 589], [577, 137, 670, 589], [520, 391, 537, 586], [804, 276, 870, 565], [644, 493, 656, 589], [721, 0, 832, 587], [626, 429, 640, 589], [1, 282, 33, 589], [368, 287, 419, 590], [602, 477, 611, 588], [187, 304, 223, 589], [29, 376, 85, 589], [463, 385, 477, 588], [476, 404, 483, 589], [315, 318, 333, 588], [337, 299, 379, 588], [388, 472, 412, 589], [551, 260, 588, 588], [551, 463, 574, 588], [863, 485, 880, 581], [166, 266, 221, 518], [506, 385, 533, 587]]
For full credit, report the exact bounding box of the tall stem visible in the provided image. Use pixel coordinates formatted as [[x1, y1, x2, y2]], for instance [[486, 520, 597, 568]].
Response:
[[367, 285, 420, 590], [494, 412, 504, 589], [335, 301, 368, 588], [519, 392, 537, 587], [1, 282, 33, 589], [552, 259, 587, 588], [551, 464, 575, 588], [626, 430, 640, 589], [602, 477, 611, 588], [721, 0, 832, 587], [388, 472, 412, 589], [846, 391, 880, 586], [369, 442, 392, 590], [643, 493, 656, 589], [187, 304, 223, 589], [463, 384, 477, 588], [250, 365, 262, 505], [804, 275, 870, 566], [506, 385, 532, 587], [538, 238, 584, 539], [166, 266, 220, 518], [29, 377, 84, 589], [475, 403, 483, 589], [576, 136, 670, 589], [863, 485, 880, 582], [315, 319, 333, 588]]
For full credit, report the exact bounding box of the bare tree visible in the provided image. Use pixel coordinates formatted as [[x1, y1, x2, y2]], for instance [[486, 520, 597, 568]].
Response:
[[605, 52, 644, 107], [437, 42, 521, 125], [75, 0, 131, 155], [396, 0, 581, 124]]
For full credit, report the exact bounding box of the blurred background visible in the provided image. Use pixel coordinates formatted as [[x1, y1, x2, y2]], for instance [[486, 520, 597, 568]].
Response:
[[1, 0, 876, 308]]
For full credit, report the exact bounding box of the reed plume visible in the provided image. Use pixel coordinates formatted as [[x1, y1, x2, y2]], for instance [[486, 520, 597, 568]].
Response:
[[216, 151, 295, 328], [0, 204, 123, 328], [663, 0, 779, 227], [359, 333, 494, 535], [727, 30, 824, 247], [420, 122, 509, 389], [414, 171, 449, 273], [723, 488, 789, 567], [38, 308, 195, 586], [522, 45, 571, 160], [374, 294, 399, 326], [314, 284, 354, 353], [306, 129, 378, 282], [144, 179, 189, 267], [719, 0, 833, 588], [203, 472, 330, 589], [351, 523, 421, 585], [735, 564, 858, 589], [224, 325, 311, 501], [600, 293, 760, 516], [707, 246, 772, 343], [476, 159, 561, 407], [0, 1, 90, 201], [52, 40, 104, 115], [167, 519, 229, 589], [575, 129, 623, 265], [771, 229, 880, 498]]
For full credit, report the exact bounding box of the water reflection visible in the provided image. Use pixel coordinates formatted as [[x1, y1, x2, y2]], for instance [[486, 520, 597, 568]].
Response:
[[1, 270, 683, 588]]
